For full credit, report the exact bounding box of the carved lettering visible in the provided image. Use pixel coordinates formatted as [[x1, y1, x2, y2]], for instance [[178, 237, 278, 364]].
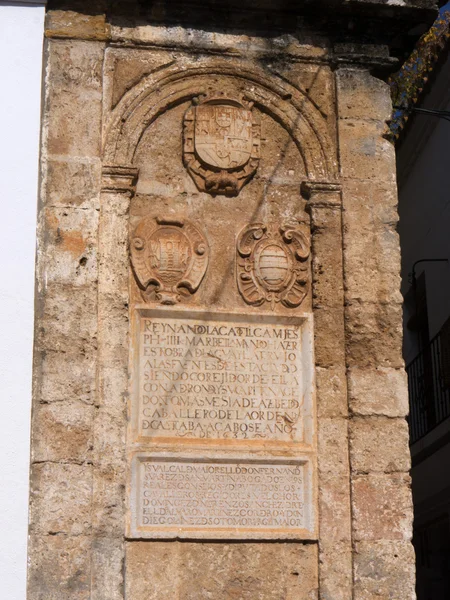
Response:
[[135, 311, 312, 443], [133, 457, 314, 537]]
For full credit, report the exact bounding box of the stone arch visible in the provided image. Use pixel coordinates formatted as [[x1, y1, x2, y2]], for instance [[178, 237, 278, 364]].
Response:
[[103, 57, 337, 181]]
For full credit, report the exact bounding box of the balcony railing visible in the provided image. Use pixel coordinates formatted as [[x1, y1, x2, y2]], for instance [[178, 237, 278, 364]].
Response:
[[406, 327, 450, 444]]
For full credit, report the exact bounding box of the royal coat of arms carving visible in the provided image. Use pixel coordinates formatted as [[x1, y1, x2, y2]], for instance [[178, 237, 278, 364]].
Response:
[[183, 96, 260, 197], [237, 222, 310, 309], [130, 216, 209, 305]]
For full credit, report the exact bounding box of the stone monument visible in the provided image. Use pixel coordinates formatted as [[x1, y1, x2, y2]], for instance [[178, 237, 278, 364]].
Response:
[[28, 0, 437, 598]]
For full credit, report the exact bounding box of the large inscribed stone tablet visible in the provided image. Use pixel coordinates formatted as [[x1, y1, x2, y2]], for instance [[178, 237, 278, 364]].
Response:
[[128, 309, 316, 539], [131, 309, 314, 446], [129, 455, 315, 539]]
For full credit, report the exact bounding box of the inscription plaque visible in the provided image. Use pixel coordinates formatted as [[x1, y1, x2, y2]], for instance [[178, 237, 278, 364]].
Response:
[[130, 455, 316, 539], [129, 309, 316, 540], [132, 309, 313, 445]]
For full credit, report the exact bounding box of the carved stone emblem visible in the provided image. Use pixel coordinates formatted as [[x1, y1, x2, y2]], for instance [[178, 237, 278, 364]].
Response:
[[237, 222, 310, 309], [131, 217, 209, 305], [183, 96, 260, 197]]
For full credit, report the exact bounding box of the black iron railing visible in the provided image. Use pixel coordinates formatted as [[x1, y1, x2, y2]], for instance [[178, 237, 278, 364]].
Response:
[[406, 328, 450, 444]]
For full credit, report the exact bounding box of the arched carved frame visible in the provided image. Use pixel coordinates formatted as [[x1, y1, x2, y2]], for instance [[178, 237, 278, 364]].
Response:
[[98, 57, 348, 579], [102, 57, 337, 182]]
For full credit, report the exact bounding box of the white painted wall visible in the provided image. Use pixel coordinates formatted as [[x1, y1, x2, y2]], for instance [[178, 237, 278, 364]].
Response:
[[0, 3, 45, 598]]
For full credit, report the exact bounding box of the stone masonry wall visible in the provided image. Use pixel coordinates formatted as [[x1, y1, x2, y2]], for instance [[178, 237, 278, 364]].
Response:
[[28, 2, 425, 598]]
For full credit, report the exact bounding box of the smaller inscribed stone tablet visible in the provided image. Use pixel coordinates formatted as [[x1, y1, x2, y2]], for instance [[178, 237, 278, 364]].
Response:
[[131, 309, 313, 446], [129, 455, 315, 539]]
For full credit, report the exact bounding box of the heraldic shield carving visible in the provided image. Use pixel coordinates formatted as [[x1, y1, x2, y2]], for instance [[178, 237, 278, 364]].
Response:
[[237, 222, 310, 310], [183, 95, 260, 197], [130, 216, 209, 305]]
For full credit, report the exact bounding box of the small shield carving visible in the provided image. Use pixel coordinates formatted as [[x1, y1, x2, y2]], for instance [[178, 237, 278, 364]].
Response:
[[236, 222, 310, 310], [183, 96, 260, 197], [195, 104, 253, 170], [131, 216, 209, 305]]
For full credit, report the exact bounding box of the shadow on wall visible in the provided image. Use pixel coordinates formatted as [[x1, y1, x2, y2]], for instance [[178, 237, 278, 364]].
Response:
[[45, 0, 437, 54]]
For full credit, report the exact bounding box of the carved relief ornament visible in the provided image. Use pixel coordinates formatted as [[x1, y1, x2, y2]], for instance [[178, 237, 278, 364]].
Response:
[[130, 217, 209, 305], [237, 222, 310, 309], [183, 95, 260, 197]]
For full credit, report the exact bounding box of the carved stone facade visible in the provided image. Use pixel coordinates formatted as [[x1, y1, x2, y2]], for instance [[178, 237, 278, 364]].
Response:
[[28, 0, 436, 598]]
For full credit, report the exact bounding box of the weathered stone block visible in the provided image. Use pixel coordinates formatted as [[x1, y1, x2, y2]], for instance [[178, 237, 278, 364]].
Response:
[[45, 9, 109, 41], [310, 216, 344, 309], [97, 365, 128, 414], [45, 40, 104, 158], [98, 212, 130, 296], [342, 179, 402, 304], [318, 474, 352, 544], [348, 366, 409, 416], [352, 473, 413, 541], [92, 465, 125, 536], [93, 409, 126, 468], [125, 541, 178, 599], [91, 537, 124, 600], [27, 534, 91, 600], [338, 120, 396, 182], [125, 541, 319, 599], [317, 417, 351, 548], [336, 68, 392, 122], [283, 64, 336, 133], [46, 158, 101, 208], [318, 418, 350, 477], [29, 463, 92, 536], [31, 400, 93, 463], [257, 118, 308, 183], [350, 416, 411, 473], [37, 284, 97, 355], [314, 307, 346, 368], [39, 348, 96, 404], [97, 294, 129, 367], [345, 300, 404, 368], [39, 207, 99, 287], [316, 366, 348, 418], [319, 540, 352, 600], [354, 540, 415, 600], [101, 192, 131, 218], [318, 419, 352, 546], [105, 47, 176, 110], [343, 224, 402, 304], [342, 179, 399, 223], [312, 254, 344, 309], [264, 184, 310, 222]]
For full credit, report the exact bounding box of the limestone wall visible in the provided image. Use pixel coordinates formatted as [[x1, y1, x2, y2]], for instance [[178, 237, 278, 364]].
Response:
[[28, 2, 427, 598]]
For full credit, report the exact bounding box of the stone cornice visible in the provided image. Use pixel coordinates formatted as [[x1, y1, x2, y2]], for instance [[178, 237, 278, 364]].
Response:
[[301, 181, 342, 210], [44, 0, 437, 62], [101, 165, 139, 194]]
